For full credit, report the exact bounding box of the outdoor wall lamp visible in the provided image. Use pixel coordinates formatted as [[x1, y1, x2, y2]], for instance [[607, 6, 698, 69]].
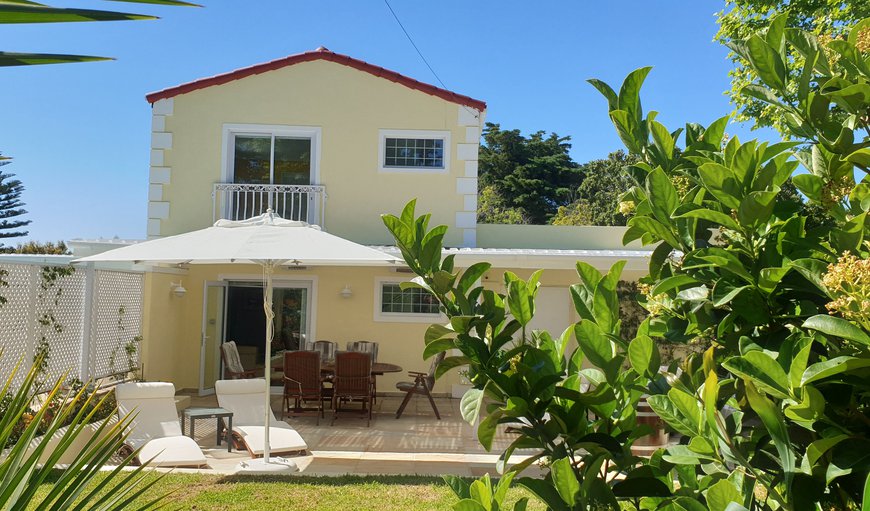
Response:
[[340, 285, 353, 299], [170, 281, 187, 298]]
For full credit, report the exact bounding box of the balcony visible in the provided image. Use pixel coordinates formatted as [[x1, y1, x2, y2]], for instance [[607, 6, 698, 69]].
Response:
[[212, 183, 327, 226]]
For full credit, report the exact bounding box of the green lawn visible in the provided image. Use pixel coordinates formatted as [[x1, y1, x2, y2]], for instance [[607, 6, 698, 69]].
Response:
[[31, 472, 546, 510]]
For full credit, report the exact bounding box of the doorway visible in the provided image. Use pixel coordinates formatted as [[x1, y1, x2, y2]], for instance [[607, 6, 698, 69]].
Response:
[[200, 280, 314, 395]]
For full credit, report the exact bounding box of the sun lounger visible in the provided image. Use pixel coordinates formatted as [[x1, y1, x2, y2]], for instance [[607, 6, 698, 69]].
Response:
[[115, 382, 208, 468], [215, 378, 308, 458]]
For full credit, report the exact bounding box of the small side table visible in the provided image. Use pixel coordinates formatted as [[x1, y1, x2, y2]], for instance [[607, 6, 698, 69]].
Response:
[[182, 407, 233, 452]]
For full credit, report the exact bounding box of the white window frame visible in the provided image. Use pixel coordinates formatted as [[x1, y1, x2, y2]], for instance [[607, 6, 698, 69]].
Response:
[[373, 276, 446, 323], [221, 124, 322, 184], [377, 129, 451, 174]]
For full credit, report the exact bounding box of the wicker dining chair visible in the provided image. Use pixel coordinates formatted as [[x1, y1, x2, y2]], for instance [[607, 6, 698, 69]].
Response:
[[282, 350, 328, 425], [308, 340, 338, 364], [331, 351, 373, 427], [220, 341, 257, 379]]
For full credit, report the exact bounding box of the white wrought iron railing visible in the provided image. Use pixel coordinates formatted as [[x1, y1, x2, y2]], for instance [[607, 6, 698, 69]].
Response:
[[212, 183, 327, 226]]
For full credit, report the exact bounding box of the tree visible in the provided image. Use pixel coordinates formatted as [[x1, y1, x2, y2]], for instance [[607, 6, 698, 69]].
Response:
[[571, 150, 639, 226], [476, 185, 528, 224], [479, 123, 582, 224], [14, 240, 70, 255], [715, 0, 870, 133], [0, 155, 30, 251], [0, 0, 197, 67]]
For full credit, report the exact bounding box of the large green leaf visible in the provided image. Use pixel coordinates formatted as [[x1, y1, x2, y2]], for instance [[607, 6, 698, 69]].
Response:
[[460, 386, 486, 426], [627, 216, 681, 249], [506, 279, 532, 327], [676, 208, 740, 231], [646, 167, 679, 226], [706, 479, 742, 511], [516, 478, 570, 511], [697, 163, 742, 209], [575, 320, 613, 369], [628, 335, 659, 378], [803, 315, 870, 346], [647, 392, 699, 437], [801, 356, 870, 385], [550, 457, 579, 505], [746, 382, 794, 492], [617, 66, 653, 122], [0, 51, 111, 66], [724, 351, 791, 399], [0, 4, 155, 23], [745, 34, 787, 90]]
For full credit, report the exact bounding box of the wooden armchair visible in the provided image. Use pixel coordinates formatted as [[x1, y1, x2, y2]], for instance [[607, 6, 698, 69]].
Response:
[[395, 351, 445, 420], [220, 341, 258, 379], [282, 350, 328, 425], [331, 351, 373, 427]]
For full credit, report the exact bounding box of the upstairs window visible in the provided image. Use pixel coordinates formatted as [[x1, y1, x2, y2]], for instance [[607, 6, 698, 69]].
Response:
[[378, 130, 450, 173], [384, 138, 443, 168]]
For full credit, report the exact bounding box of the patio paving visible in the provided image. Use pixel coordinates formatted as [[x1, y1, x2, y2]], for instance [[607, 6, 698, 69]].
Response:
[[175, 392, 540, 478]]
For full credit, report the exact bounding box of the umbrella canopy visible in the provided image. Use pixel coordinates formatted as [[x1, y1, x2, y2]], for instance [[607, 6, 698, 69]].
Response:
[[75, 213, 400, 266], [75, 212, 399, 469]]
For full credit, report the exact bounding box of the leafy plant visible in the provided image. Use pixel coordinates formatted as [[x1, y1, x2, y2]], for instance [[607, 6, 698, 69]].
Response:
[[0, 0, 199, 67], [383, 200, 671, 509], [0, 357, 166, 509], [586, 15, 870, 510]]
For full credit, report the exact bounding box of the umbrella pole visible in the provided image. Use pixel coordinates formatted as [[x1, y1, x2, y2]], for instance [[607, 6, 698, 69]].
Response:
[[263, 261, 275, 463], [236, 259, 296, 474]]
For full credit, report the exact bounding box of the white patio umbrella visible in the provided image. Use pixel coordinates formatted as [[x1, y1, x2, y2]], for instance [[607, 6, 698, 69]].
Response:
[[75, 211, 399, 472]]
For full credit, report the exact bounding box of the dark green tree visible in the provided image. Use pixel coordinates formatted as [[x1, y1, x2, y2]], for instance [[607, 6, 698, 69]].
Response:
[[572, 150, 639, 226], [479, 123, 582, 224], [715, 0, 870, 133], [0, 156, 30, 251]]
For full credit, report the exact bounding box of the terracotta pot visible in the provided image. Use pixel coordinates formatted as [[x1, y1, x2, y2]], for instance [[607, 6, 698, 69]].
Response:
[[631, 395, 669, 457]]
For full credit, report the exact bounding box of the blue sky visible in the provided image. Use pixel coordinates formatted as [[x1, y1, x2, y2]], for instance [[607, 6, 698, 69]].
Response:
[[1, 0, 777, 243]]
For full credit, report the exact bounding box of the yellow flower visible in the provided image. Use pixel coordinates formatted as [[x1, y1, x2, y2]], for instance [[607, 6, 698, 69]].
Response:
[[822, 251, 870, 329], [671, 175, 692, 198], [855, 26, 870, 54], [618, 201, 636, 215]]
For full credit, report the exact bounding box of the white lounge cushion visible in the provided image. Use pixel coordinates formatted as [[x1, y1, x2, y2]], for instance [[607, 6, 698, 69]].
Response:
[[215, 379, 308, 455], [232, 423, 308, 456], [116, 382, 207, 467], [134, 436, 208, 468]]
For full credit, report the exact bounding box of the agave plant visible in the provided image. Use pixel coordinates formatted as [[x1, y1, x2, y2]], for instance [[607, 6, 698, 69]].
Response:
[[0, 358, 166, 510]]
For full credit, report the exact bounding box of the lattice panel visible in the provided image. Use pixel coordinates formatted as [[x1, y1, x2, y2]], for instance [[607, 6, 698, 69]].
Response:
[[0, 264, 38, 387], [90, 271, 144, 378], [33, 268, 86, 386]]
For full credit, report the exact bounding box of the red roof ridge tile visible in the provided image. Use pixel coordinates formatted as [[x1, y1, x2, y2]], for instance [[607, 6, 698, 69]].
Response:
[[145, 48, 486, 111]]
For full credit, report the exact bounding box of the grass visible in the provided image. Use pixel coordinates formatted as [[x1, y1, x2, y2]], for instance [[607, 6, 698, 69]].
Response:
[[30, 472, 546, 510]]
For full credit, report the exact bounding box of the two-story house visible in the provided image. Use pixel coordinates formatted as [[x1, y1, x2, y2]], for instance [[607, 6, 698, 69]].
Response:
[[137, 48, 651, 397]]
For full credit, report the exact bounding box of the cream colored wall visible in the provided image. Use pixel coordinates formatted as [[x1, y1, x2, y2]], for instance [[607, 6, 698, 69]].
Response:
[[141, 264, 460, 394], [477, 224, 645, 250], [152, 60, 481, 247], [141, 264, 647, 395]]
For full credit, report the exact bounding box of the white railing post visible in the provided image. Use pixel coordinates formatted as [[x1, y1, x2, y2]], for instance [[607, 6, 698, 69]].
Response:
[[80, 263, 96, 381], [212, 183, 326, 223]]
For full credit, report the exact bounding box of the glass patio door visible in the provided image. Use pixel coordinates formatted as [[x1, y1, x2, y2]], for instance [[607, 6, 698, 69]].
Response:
[[232, 134, 313, 220], [200, 281, 227, 396]]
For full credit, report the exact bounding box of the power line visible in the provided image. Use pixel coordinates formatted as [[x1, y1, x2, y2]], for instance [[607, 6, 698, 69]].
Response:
[[383, 0, 449, 91]]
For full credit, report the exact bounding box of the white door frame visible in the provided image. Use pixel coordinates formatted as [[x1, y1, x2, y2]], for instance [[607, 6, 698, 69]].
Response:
[[200, 280, 228, 396]]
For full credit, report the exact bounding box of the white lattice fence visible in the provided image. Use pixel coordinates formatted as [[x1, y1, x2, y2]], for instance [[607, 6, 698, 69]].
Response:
[[0, 262, 144, 389], [90, 270, 144, 378]]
